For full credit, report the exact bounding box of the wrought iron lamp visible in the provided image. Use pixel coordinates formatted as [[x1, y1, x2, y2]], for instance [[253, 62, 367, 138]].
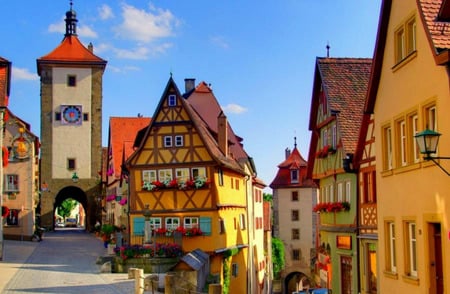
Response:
[[414, 128, 450, 176]]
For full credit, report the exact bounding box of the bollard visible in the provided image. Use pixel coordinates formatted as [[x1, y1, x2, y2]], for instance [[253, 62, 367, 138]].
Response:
[[208, 283, 222, 294], [165, 274, 175, 294], [128, 267, 137, 279], [134, 268, 144, 294]]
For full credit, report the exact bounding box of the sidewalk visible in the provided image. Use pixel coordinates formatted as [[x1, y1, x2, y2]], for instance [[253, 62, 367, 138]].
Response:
[[0, 235, 162, 293], [0, 239, 38, 293]]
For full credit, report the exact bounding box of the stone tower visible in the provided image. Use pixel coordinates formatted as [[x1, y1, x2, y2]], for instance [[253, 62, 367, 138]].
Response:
[[36, 2, 107, 229]]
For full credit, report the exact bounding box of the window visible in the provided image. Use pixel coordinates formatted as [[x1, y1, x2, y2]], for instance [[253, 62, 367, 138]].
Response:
[[239, 214, 246, 230], [292, 249, 301, 261], [291, 169, 299, 183], [218, 168, 223, 186], [291, 191, 298, 201], [67, 75, 76, 87], [219, 218, 226, 234], [150, 217, 162, 229], [165, 217, 180, 230], [404, 221, 417, 277], [291, 210, 299, 221], [292, 228, 300, 240], [425, 105, 437, 131], [362, 170, 376, 203], [337, 182, 343, 202], [385, 221, 397, 273], [164, 136, 172, 147], [4, 174, 19, 191], [322, 128, 328, 148], [330, 184, 335, 203], [395, 16, 416, 63], [67, 158, 76, 170], [175, 135, 183, 147], [396, 119, 407, 167], [184, 217, 199, 229], [232, 263, 239, 277], [331, 124, 337, 149], [168, 94, 176, 106], [382, 125, 393, 170], [83, 113, 89, 121], [55, 112, 61, 121], [158, 169, 172, 182], [192, 167, 206, 179], [410, 114, 420, 163], [345, 181, 351, 203], [175, 168, 190, 182], [143, 170, 157, 183]]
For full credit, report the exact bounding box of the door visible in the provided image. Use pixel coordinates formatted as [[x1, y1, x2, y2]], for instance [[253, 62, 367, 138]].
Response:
[[428, 223, 443, 294], [341, 256, 353, 294]]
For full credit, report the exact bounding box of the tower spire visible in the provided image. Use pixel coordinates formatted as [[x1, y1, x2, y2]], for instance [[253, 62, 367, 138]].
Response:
[[294, 136, 297, 148], [65, 0, 78, 37]]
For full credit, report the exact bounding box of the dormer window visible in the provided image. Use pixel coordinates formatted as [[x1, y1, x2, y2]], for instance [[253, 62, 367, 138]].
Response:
[[168, 95, 176, 106], [291, 169, 299, 183]]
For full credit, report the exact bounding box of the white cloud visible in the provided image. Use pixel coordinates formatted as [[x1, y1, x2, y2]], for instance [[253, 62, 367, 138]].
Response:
[[12, 67, 39, 81], [210, 35, 230, 49], [113, 46, 150, 60], [114, 3, 178, 43], [99, 4, 114, 20], [222, 103, 247, 115], [107, 65, 140, 73]]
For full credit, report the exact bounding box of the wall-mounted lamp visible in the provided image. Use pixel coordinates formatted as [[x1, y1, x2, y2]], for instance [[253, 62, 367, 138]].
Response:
[[72, 172, 79, 183], [415, 129, 450, 176]]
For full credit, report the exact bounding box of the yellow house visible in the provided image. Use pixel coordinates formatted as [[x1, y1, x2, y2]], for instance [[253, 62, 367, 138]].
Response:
[[125, 77, 267, 293], [368, 0, 450, 292]]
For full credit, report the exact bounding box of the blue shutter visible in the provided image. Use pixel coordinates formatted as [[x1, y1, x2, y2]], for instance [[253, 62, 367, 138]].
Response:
[[199, 217, 211, 236], [133, 217, 145, 236]]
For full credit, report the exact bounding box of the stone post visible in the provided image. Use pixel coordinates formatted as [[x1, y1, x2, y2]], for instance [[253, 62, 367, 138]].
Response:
[[165, 274, 175, 294], [134, 268, 144, 294]]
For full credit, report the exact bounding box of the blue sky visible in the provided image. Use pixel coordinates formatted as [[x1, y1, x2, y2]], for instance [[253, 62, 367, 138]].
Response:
[[1, 1, 382, 192]]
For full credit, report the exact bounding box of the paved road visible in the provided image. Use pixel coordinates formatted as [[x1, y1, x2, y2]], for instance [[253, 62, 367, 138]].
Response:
[[0, 229, 139, 293]]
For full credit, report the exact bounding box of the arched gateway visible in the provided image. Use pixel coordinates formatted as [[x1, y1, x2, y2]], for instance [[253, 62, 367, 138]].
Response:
[[36, 3, 107, 230]]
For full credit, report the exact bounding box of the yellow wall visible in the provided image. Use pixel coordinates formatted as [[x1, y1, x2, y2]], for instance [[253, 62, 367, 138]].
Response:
[[375, 0, 450, 292]]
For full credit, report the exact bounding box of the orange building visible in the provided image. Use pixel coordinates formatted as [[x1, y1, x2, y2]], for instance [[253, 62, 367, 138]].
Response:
[[125, 77, 268, 293]]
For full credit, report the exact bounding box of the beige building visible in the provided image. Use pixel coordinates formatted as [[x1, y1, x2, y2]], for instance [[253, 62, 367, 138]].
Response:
[[270, 141, 317, 293], [368, 0, 450, 292], [2, 109, 40, 240]]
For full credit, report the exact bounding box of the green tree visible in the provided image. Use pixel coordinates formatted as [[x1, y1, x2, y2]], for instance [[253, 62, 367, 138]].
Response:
[[57, 198, 77, 219], [272, 237, 285, 279], [263, 193, 272, 203]]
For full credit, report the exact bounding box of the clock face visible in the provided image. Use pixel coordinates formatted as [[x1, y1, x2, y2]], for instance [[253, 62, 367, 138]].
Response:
[[62, 105, 82, 124]]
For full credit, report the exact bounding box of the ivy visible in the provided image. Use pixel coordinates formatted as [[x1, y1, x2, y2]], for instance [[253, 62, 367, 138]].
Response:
[[272, 237, 285, 279]]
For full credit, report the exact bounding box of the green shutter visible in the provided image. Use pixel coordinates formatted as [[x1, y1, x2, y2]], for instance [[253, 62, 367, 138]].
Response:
[[133, 217, 145, 236], [200, 217, 211, 236]]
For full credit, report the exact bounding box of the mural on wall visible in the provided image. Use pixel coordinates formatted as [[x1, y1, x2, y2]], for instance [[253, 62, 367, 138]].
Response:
[[10, 128, 31, 160]]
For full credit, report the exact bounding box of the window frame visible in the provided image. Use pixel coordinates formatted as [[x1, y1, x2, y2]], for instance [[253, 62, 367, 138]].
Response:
[[175, 135, 184, 147], [168, 94, 177, 106], [158, 169, 173, 182], [67, 75, 77, 87], [184, 217, 199, 229], [385, 221, 397, 274], [291, 210, 299, 221], [404, 221, 418, 277], [175, 168, 190, 182], [165, 217, 180, 230], [382, 125, 393, 170], [67, 158, 76, 170], [4, 174, 19, 192], [164, 136, 172, 147], [291, 228, 300, 240], [394, 15, 416, 64], [143, 170, 157, 183]]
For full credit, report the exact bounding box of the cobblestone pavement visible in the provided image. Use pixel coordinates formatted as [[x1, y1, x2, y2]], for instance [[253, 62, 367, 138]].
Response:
[[0, 229, 148, 294]]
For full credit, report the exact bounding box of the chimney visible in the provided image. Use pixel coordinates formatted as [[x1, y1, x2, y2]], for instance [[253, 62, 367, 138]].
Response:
[[184, 78, 196, 93], [285, 148, 291, 159], [218, 111, 228, 156], [88, 42, 93, 53]]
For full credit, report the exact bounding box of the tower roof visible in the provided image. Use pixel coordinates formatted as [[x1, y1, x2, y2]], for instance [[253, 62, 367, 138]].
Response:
[[36, 2, 106, 74]]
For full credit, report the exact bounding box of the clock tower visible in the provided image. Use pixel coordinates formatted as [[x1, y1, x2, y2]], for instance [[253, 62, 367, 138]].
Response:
[[37, 2, 107, 229]]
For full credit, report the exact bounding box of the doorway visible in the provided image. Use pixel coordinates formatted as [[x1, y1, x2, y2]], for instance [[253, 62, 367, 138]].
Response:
[[428, 223, 443, 294]]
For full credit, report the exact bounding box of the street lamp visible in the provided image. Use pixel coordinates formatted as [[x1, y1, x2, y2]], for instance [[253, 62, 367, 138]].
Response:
[[415, 128, 450, 175], [71, 172, 79, 183], [143, 204, 152, 244]]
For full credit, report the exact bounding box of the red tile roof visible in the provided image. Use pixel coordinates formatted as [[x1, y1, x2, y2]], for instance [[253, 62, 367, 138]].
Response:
[[37, 36, 106, 72], [270, 147, 315, 188], [317, 58, 372, 155], [419, 0, 450, 50], [109, 117, 151, 178], [186, 81, 249, 163]]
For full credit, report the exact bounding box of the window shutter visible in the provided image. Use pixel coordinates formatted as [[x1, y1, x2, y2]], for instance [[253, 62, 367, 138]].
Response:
[[133, 217, 145, 236], [199, 217, 211, 235]]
